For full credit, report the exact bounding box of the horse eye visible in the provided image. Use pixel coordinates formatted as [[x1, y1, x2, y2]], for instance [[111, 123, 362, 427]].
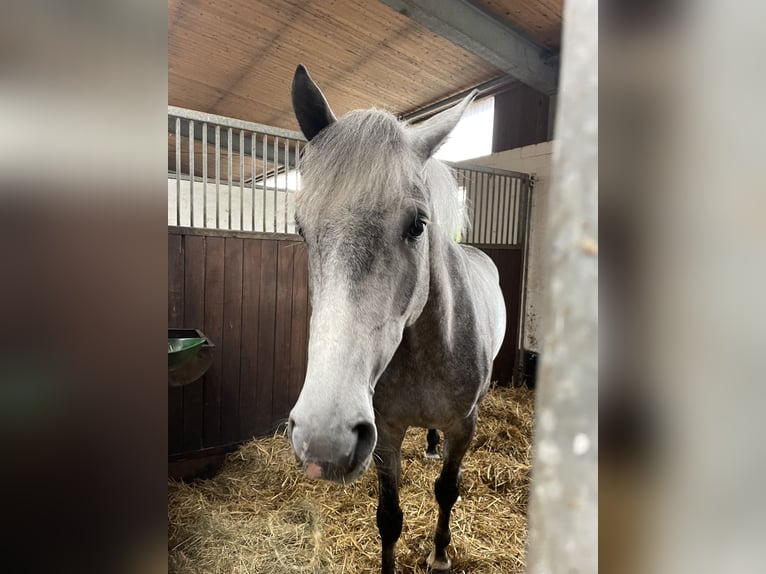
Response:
[[297, 226, 305, 239], [407, 216, 426, 241]]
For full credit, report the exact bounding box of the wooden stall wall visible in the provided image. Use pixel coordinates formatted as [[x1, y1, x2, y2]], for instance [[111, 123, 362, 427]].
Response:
[[169, 232, 524, 457], [476, 247, 524, 386], [168, 229, 309, 457]]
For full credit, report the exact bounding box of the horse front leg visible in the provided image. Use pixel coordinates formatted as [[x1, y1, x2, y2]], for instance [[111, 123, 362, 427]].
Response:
[[374, 426, 406, 574], [427, 409, 477, 572]]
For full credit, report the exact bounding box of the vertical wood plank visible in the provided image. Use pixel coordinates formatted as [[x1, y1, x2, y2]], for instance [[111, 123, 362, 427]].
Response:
[[272, 241, 295, 428], [255, 240, 278, 435], [492, 83, 550, 153], [220, 237, 244, 443], [483, 248, 523, 385], [202, 236, 225, 447], [168, 234, 184, 454], [239, 238, 262, 439], [288, 243, 309, 410], [182, 235, 206, 451]]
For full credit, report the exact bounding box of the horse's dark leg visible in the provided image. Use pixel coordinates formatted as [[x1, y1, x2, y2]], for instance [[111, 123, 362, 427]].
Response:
[[427, 409, 477, 572], [425, 428, 440, 459], [374, 426, 406, 574]]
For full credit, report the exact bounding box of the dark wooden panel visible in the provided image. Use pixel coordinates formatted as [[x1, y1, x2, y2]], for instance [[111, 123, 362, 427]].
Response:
[[169, 231, 312, 457], [220, 238, 244, 443], [272, 242, 295, 428], [182, 235, 206, 451], [169, 227, 525, 459], [168, 234, 185, 453], [239, 239, 262, 439], [202, 236, 225, 447], [478, 247, 523, 385], [288, 243, 309, 410], [255, 240, 278, 436], [492, 83, 550, 153]]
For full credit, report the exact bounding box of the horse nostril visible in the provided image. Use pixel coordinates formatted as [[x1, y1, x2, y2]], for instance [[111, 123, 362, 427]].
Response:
[[351, 421, 377, 466], [287, 417, 301, 457]]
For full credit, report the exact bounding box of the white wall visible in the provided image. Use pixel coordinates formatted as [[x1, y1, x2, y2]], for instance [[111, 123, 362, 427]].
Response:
[[168, 177, 297, 234], [461, 141, 555, 353]]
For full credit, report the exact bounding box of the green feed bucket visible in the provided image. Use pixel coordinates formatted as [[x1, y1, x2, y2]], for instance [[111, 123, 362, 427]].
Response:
[[168, 337, 207, 369]]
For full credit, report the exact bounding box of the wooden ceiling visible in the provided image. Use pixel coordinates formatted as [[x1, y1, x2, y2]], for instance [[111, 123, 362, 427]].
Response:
[[168, 0, 562, 131], [474, 0, 563, 50]]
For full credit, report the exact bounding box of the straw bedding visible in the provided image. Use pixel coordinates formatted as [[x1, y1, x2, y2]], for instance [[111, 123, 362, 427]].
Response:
[[168, 385, 534, 574]]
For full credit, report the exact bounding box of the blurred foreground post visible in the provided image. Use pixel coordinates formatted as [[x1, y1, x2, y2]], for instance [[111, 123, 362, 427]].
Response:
[[525, 0, 598, 573]]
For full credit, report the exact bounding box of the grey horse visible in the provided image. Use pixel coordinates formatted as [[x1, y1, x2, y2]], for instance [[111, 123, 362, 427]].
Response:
[[287, 65, 506, 573]]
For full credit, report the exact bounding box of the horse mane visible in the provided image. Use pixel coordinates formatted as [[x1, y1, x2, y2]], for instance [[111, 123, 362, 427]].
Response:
[[297, 108, 466, 241]]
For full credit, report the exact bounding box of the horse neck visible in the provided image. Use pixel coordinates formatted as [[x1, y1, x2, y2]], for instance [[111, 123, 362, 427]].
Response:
[[412, 229, 462, 344]]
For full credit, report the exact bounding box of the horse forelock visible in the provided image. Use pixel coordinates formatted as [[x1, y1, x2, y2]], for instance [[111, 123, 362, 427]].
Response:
[[296, 109, 466, 240]]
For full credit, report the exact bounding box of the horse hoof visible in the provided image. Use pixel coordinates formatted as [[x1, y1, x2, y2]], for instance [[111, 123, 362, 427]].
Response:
[[424, 450, 441, 460], [427, 549, 451, 572]]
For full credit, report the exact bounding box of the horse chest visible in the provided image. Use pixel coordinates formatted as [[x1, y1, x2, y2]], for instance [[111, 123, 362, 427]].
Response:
[[373, 343, 488, 429]]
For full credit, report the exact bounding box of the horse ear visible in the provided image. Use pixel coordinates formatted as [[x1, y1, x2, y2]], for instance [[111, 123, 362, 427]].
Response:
[[410, 89, 479, 159], [292, 64, 336, 141]]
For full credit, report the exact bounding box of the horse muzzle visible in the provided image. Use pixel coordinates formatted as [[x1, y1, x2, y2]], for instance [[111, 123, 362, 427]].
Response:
[[287, 415, 377, 483]]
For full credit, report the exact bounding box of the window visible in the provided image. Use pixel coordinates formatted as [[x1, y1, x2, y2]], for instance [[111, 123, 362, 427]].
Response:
[[433, 96, 495, 162]]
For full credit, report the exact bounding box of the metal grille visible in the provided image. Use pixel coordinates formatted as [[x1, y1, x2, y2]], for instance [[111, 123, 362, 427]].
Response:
[[168, 106, 305, 234], [168, 108, 530, 245], [448, 163, 531, 247]]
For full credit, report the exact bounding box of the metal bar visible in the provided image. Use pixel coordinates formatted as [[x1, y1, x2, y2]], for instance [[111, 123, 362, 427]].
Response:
[[168, 109, 301, 168], [492, 175, 505, 244], [498, 175, 508, 245], [511, 178, 519, 244], [273, 136, 278, 233], [189, 119, 194, 227], [168, 105, 306, 141], [507, 177, 515, 244], [227, 127, 233, 230], [481, 173, 490, 244], [294, 140, 301, 234], [169, 226, 303, 243], [490, 174, 498, 244], [444, 160, 528, 179], [477, 171, 483, 243], [377, 0, 559, 95], [175, 117, 181, 226], [476, 173, 486, 243], [474, 172, 482, 243], [488, 174, 494, 244], [251, 132, 256, 232], [461, 171, 469, 241], [459, 169, 474, 243], [202, 122, 207, 229], [470, 171, 478, 243], [262, 134, 267, 232], [518, 178, 525, 244], [215, 125, 220, 229], [507, 179, 515, 244], [488, 173, 496, 244], [284, 138, 289, 233], [505, 178, 516, 245], [240, 129, 245, 231], [402, 75, 517, 123]]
